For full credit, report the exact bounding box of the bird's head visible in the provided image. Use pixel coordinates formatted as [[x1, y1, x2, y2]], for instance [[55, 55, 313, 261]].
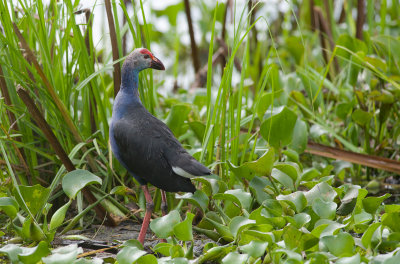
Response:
[[123, 48, 165, 72]]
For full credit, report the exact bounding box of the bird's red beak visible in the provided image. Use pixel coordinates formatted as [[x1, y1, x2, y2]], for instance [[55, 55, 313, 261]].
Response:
[[150, 56, 165, 70]]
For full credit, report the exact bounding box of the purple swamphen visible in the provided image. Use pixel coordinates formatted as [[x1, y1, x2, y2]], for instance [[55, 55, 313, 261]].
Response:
[[110, 48, 211, 244]]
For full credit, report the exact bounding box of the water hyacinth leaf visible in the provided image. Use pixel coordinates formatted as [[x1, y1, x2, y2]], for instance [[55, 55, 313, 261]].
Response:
[[283, 225, 318, 251], [321, 233, 355, 257], [293, 213, 311, 228], [361, 222, 381, 248], [313, 219, 347, 238], [335, 253, 361, 264], [305, 182, 337, 204], [49, 200, 72, 231], [301, 168, 321, 181], [260, 106, 297, 148], [175, 190, 209, 212], [165, 104, 191, 137], [362, 193, 391, 214], [17, 241, 51, 264], [14, 184, 50, 215], [192, 177, 220, 196], [62, 170, 102, 199], [239, 241, 268, 258], [221, 252, 248, 264], [173, 213, 194, 241], [229, 216, 256, 238], [169, 244, 185, 258], [198, 245, 234, 263], [150, 210, 181, 238], [136, 254, 158, 264], [0, 197, 19, 218], [276, 191, 307, 213], [188, 121, 206, 141], [336, 34, 367, 60], [42, 244, 82, 264], [227, 161, 254, 180], [312, 198, 337, 220], [289, 119, 308, 153], [382, 212, 400, 232], [271, 168, 294, 190], [153, 243, 172, 257], [249, 176, 272, 204], [245, 148, 275, 176], [214, 189, 252, 211], [0, 244, 22, 263], [262, 199, 283, 216], [116, 245, 147, 264]]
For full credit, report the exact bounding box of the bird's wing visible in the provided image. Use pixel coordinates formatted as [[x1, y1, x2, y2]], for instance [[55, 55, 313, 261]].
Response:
[[113, 110, 210, 181]]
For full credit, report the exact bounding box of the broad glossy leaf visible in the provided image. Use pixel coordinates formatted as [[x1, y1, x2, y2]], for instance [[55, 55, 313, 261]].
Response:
[[313, 219, 346, 238], [283, 225, 319, 251], [276, 191, 307, 213], [260, 106, 297, 148], [362, 193, 391, 214], [382, 212, 400, 232], [289, 119, 308, 153], [312, 198, 337, 220], [14, 184, 50, 215], [249, 176, 272, 204], [221, 252, 248, 264], [0, 244, 22, 263], [18, 241, 51, 264], [165, 104, 191, 137], [0, 197, 19, 218], [173, 213, 194, 241], [116, 245, 147, 264], [62, 170, 102, 199], [305, 182, 337, 204], [293, 213, 311, 228], [153, 243, 172, 257], [321, 233, 355, 257], [150, 210, 180, 238], [214, 189, 252, 211], [239, 241, 268, 258], [175, 190, 209, 212], [42, 244, 81, 264], [229, 216, 256, 238], [361, 222, 381, 249], [271, 168, 294, 190], [336, 253, 361, 264]]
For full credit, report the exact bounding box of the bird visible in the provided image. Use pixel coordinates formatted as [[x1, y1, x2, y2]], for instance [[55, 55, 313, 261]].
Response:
[[109, 48, 211, 244]]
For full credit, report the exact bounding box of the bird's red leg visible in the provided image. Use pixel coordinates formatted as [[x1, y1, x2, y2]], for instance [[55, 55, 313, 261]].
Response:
[[161, 190, 168, 216], [138, 185, 153, 244]]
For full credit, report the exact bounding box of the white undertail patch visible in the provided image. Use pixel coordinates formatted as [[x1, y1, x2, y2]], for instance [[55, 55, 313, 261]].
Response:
[[172, 166, 196, 178]]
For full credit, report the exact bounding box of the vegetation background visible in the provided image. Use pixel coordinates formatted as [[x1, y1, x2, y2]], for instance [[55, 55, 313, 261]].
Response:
[[0, 0, 400, 263]]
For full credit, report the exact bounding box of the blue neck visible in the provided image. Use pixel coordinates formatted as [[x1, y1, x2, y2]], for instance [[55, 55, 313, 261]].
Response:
[[121, 68, 141, 98]]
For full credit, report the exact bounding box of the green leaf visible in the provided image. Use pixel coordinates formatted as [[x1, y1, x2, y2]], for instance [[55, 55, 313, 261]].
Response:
[[49, 200, 71, 231], [362, 193, 391, 214], [150, 210, 180, 238], [336, 253, 361, 264], [116, 245, 147, 264], [62, 170, 102, 199], [14, 184, 50, 215], [175, 190, 209, 212], [221, 252, 248, 264], [283, 225, 319, 251], [249, 176, 272, 204], [352, 109, 372, 126], [228, 148, 275, 180], [276, 191, 307, 213], [239, 241, 268, 258], [165, 104, 191, 137], [0, 197, 19, 218], [153, 243, 172, 256], [289, 119, 308, 153], [305, 182, 337, 204], [321, 233, 355, 257], [361, 222, 381, 248], [229, 216, 256, 238], [173, 212, 194, 241], [271, 168, 294, 190], [312, 198, 337, 220], [213, 189, 252, 211], [42, 244, 80, 264], [18, 241, 51, 264], [260, 106, 297, 148], [382, 212, 400, 232], [0, 244, 22, 263], [136, 254, 157, 264]]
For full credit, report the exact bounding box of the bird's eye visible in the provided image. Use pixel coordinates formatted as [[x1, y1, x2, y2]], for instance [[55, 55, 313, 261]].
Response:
[[144, 54, 150, 59]]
